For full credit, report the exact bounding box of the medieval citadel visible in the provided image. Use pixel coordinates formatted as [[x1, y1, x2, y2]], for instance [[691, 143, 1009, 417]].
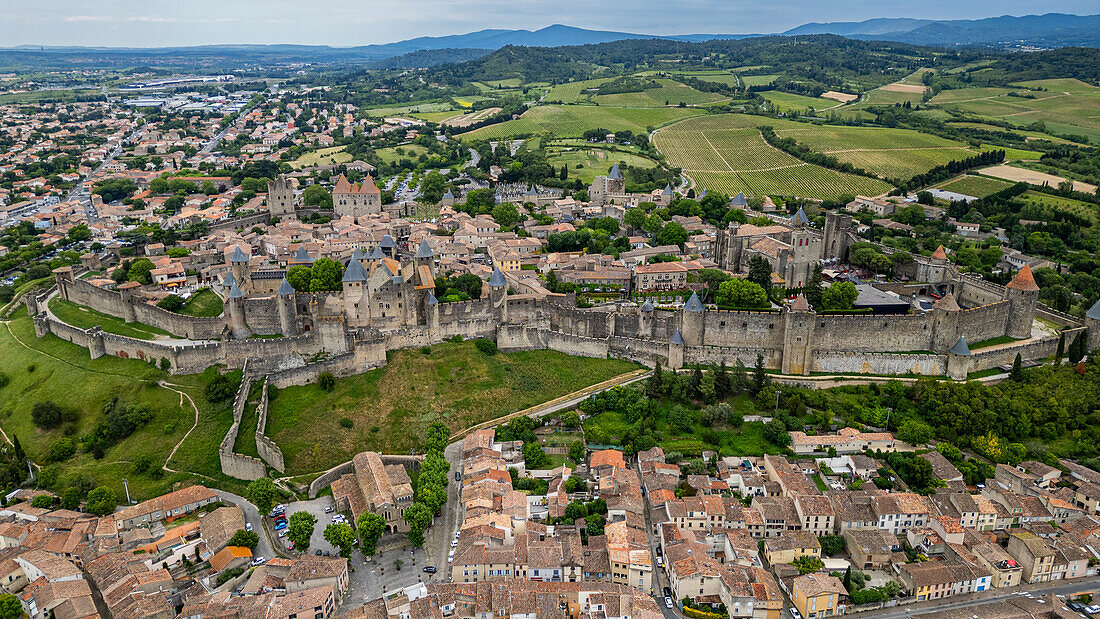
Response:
[[25, 173, 1097, 391]]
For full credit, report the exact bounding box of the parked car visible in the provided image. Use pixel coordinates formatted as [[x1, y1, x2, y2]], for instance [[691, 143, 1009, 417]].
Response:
[[274, 521, 287, 531], [245, 522, 252, 531], [251, 557, 265, 566], [455, 471, 461, 481], [324, 506, 334, 513], [423, 566, 437, 573], [316, 550, 322, 556], [278, 530, 286, 538], [656, 556, 663, 567], [663, 587, 672, 598], [288, 542, 295, 550], [664, 597, 674, 609], [451, 539, 458, 548], [789, 608, 803, 619]]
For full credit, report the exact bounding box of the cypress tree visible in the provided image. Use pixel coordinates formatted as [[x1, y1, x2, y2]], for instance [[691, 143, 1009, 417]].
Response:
[[11, 435, 23, 463], [714, 361, 731, 399], [842, 566, 852, 591], [1055, 332, 1065, 365], [805, 264, 824, 310], [647, 360, 664, 399], [690, 366, 704, 400], [752, 353, 769, 395], [1068, 331, 1086, 364], [1010, 353, 1023, 382]]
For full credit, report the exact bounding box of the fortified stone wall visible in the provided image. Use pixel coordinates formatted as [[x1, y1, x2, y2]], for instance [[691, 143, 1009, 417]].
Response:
[[969, 327, 1085, 371], [814, 314, 932, 352], [131, 301, 225, 340], [60, 277, 133, 319], [687, 345, 782, 369], [219, 366, 267, 481], [208, 211, 271, 233], [243, 297, 283, 335], [254, 379, 285, 473], [811, 351, 946, 375], [956, 301, 1011, 345], [955, 274, 1007, 308], [701, 311, 786, 349]]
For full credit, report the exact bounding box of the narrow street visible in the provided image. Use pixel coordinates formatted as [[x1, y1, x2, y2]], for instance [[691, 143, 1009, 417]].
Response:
[[859, 580, 1100, 618]]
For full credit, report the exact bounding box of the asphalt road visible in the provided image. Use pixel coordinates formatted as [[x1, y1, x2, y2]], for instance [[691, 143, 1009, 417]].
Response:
[[211, 489, 275, 561]]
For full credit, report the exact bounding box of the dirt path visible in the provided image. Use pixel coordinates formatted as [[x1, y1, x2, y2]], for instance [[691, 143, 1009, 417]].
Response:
[[158, 381, 210, 478]]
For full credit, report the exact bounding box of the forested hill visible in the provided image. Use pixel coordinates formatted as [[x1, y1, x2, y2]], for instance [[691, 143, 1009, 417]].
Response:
[[985, 47, 1100, 82], [427, 35, 963, 85]]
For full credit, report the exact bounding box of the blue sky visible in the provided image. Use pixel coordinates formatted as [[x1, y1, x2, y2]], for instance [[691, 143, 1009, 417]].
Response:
[[3, 0, 1098, 47]]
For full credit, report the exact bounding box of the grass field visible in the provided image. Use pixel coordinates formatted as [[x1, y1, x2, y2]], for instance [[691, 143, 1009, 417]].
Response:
[[361, 101, 457, 117], [376, 144, 430, 164], [546, 146, 658, 183], [773, 125, 973, 179], [760, 91, 839, 113], [0, 89, 101, 104], [938, 175, 1014, 198], [591, 79, 727, 108], [654, 115, 893, 200], [461, 105, 705, 140], [681, 72, 741, 87], [291, 146, 352, 170], [741, 75, 778, 87], [179, 288, 223, 318], [411, 111, 462, 123], [48, 297, 175, 340], [266, 340, 640, 474], [0, 309, 220, 502]]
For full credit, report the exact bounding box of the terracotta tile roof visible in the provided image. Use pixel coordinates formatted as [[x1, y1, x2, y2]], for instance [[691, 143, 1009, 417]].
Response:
[[1006, 264, 1040, 291]]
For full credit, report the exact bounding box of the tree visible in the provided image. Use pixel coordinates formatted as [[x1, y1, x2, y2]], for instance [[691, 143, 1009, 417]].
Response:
[[569, 441, 585, 462], [1068, 331, 1087, 364], [822, 282, 858, 311], [623, 208, 647, 232], [157, 295, 185, 311], [464, 188, 495, 211], [716, 279, 768, 309], [491, 203, 522, 227], [228, 529, 259, 549], [324, 522, 356, 557], [31, 401, 63, 429], [747, 255, 773, 296], [647, 360, 664, 399], [752, 353, 769, 395], [246, 477, 278, 515], [68, 224, 92, 242], [560, 411, 581, 427], [85, 487, 117, 516], [60, 487, 81, 510], [127, 258, 156, 285], [287, 511, 317, 550], [302, 185, 332, 209], [1010, 353, 1023, 381], [820, 535, 846, 556], [714, 361, 731, 399], [804, 264, 824, 310], [32, 494, 56, 508], [791, 555, 824, 575], [763, 419, 790, 447], [356, 512, 386, 556], [309, 258, 343, 292], [318, 372, 335, 391], [897, 419, 933, 445], [0, 593, 22, 619], [286, 265, 312, 292], [403, 502, 432, 547], [452, 273, 483, 300], [419, 171, 446, 204], [654, 222, 688, 249]]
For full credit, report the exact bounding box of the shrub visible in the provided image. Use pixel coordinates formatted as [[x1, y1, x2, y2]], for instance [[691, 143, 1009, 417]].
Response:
[[339, 417, 354, 429], [227, 529, 259, 549], [26, 364, 35, 373], [420, 346, 431, 355], [31, 495, 56, 508], [31, 402, 64, 429], [318, 372, 336, 391], [474, 339, 497, 355], [157, 295, 185, 311], [132, 456, 152, 474], [85, 486, 117, 516], [0, 372, 9, 389], [46, 438, 76, 462], [159, 358, 171, 371]]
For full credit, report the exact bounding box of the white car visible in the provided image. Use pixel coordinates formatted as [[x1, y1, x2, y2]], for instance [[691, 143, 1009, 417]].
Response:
[[278, 530, 286, 538], [451, 539, 458, 548], [664, 597, 674, 609], [251, 557, 265, 566], [245, 522, 253, 531], [789, 608, 802, 619]]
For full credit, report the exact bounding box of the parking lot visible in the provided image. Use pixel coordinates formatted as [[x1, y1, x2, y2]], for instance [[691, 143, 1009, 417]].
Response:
[[274, 496, 342, 557]]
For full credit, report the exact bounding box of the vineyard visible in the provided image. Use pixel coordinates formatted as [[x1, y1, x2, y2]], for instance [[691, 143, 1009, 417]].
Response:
[[773, 125, 976, 179], [592, 79, 728, 107], [461, 105, 704, 140], [937, 175, 1015, 198], [544, 78, 612, 103], [654, 115, 892, 200]]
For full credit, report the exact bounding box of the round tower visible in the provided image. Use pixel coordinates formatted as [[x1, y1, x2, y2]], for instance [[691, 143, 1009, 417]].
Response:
[[930, 292, 962, 353], [227, 284, 251, 339], [229, 246, 251, 293], [489, 267, 508, 323], [1004, 265, 1040, 340], [1086, 299, 1100, 352], [680, 292, 705, 347], [276, 277, 298, 337], [638, 299, 654, 338]]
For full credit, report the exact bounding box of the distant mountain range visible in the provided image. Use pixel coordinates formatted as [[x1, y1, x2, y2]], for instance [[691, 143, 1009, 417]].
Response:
[[4, 14, 1099, 68]]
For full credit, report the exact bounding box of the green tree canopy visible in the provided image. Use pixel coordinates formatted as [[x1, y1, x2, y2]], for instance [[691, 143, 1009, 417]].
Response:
[[716, 279, 768, 309]]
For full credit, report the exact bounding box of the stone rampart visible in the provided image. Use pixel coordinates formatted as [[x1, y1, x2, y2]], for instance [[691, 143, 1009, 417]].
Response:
[[132, 301, 225, 340], [208, 211, 271, 233], [956, 300, 1010, 344], [969, 327, 1085, 371], [811, 351, 946, 375], [219, 363, 267, 481], [254, 378, 285, 473], [814, 313, 932, 352]]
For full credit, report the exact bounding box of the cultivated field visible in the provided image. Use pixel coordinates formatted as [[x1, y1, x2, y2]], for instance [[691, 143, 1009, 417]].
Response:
[[760, 91, 840, 113], [773, 125, 974, 180], [654, 115, 892, 200], [981, 164, 1098, 194], [461, 105, 705, 140], [265, 340, 639, 473], [1018, 190, 1099, 224], [591, 79, 727, 107], [937, 175, 1014, 198], [443, 107, 502, 128], [544, 78, 612, 103], [930, 82, 1100, 144], [545, 146, 658, 183], [741, 75, 778, 87]]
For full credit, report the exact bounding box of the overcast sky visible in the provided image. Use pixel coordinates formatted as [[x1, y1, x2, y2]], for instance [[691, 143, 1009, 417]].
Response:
[[3, 0, 1098, 48]]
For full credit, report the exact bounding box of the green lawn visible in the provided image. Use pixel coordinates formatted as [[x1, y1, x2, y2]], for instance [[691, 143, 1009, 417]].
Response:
[[760, 91, 839, 114], [546, 146, 658, 183], [969, 335, 1022, 349], [266, 341, 640, 474], [180, 288, 223, 318], [232, 381, 262, 459], [376, 145, 429, 164], [0, 309, 211, 501], [462, 105, 705, 140], [48, 297, 176, 340]]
